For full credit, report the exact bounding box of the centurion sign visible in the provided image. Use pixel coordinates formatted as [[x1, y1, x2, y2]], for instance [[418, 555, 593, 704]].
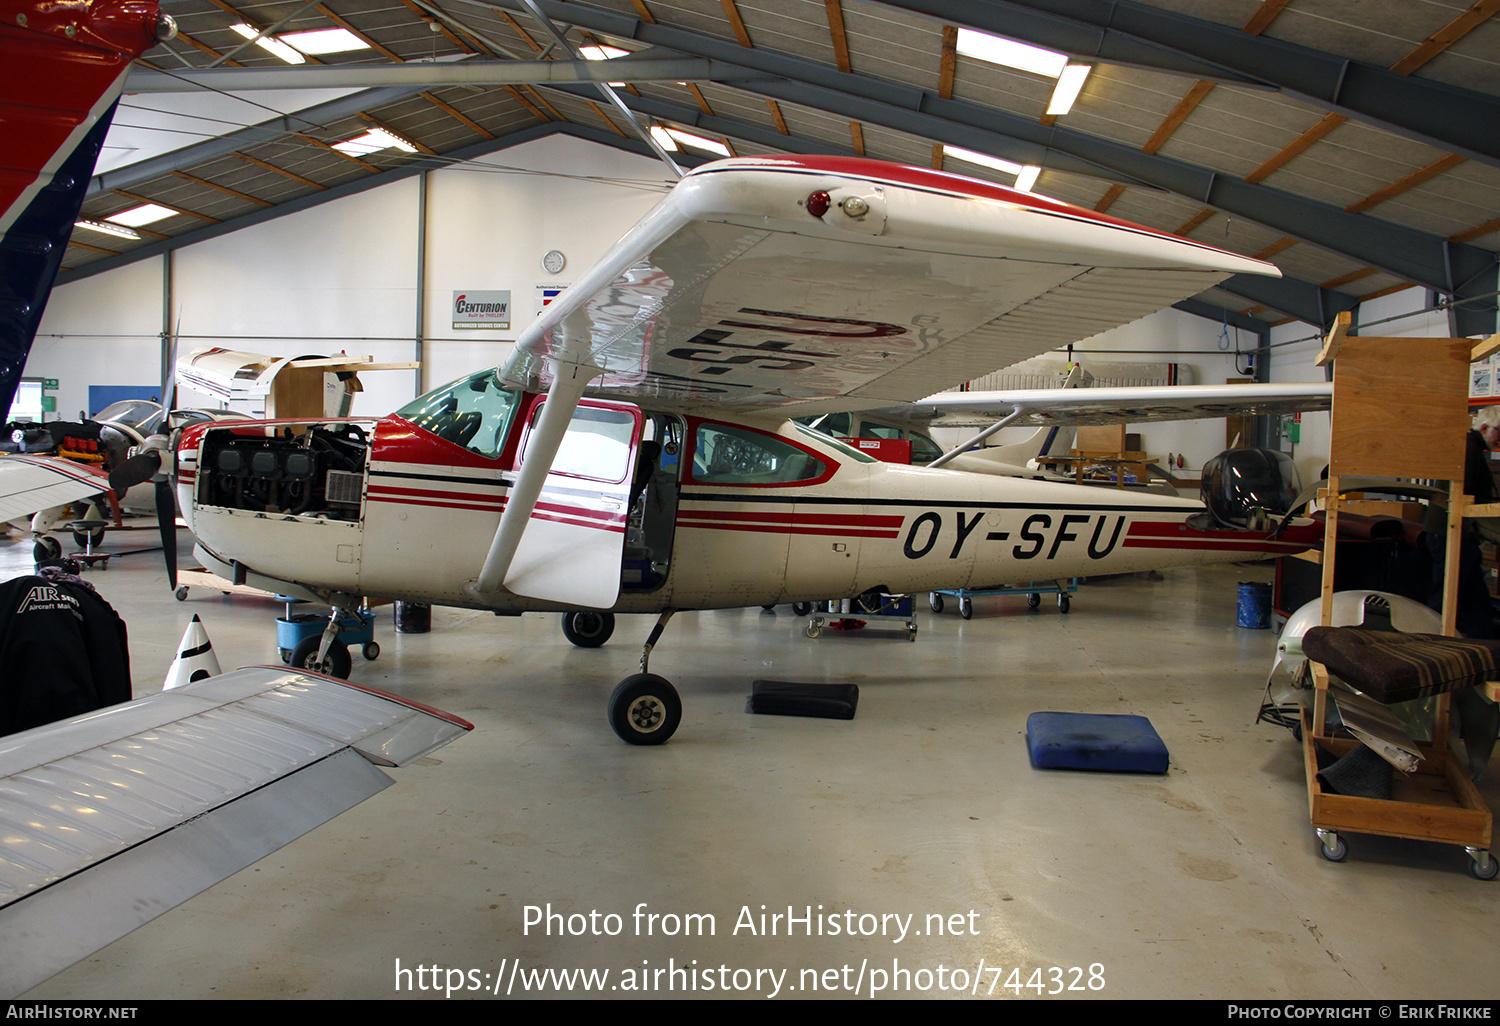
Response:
[[452, 290, 510, 329]]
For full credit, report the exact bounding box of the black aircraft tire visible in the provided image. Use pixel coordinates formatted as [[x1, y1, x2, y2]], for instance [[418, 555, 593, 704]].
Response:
[[289, 636, 353, 679], [33, 536, 61, 563], [609, 673, 681, 745], [562, 610, 615, 647]]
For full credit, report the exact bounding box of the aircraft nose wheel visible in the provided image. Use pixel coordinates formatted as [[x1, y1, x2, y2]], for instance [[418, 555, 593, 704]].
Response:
[[562, 610, 615, 647], [608, 673, 681, 745]]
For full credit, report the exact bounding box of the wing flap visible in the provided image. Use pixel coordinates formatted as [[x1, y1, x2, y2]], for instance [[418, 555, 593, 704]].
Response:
[[0, 666, 471, 996]]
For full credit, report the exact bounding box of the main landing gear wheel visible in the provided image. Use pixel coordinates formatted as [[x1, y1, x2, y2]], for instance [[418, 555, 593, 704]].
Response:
[[608, 673, 681, 745], [562, 610, 615, 647], [289, 636, 353, 679]]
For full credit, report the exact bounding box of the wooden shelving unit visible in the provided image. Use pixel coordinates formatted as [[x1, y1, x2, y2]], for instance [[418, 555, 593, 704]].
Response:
[[1302, 312, 1497, 877]]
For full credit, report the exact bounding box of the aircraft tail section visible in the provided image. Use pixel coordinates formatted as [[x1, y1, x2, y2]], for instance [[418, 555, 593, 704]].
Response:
[[0, 0, 173, 420]]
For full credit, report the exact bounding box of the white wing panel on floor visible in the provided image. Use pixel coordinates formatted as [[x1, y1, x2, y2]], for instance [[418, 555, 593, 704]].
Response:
[[0, 667, 472, 996]]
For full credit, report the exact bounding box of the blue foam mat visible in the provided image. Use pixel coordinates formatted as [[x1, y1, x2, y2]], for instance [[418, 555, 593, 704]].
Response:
[[1026, 711, 1169, 773]]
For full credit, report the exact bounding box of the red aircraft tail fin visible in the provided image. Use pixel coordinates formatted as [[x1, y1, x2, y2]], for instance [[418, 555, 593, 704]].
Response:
[[0, 0, 172, 419]]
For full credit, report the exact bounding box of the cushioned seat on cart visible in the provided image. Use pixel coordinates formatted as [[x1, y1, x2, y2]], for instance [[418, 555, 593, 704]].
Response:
[[1301, 627, 1500, 705], [1025, 711, 1169, 773]]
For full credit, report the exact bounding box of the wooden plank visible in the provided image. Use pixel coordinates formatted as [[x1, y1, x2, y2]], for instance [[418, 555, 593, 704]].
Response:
[[1328, 337, 1470, 479], [1315, 310, 1351, 367]]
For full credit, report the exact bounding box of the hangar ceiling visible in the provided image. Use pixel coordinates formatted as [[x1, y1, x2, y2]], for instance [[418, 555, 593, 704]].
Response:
[[62, 0, 1500, 336]]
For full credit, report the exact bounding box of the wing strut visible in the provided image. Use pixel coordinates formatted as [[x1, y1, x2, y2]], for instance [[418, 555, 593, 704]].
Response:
[[926, 409, 1027, 469], [466, 360, 601, 598], [924, 366, 1085, 469]]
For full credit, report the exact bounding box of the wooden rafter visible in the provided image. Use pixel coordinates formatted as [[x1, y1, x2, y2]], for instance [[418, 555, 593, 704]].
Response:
[[1244, 111, 1346, 185], [765, 99, 788, 134], [1174, 208, 1214, 236], [850, 121, 864, 156], [171, 171, 274, 208], [720, 0, 752, 47], [1390, 0, 1500, 75], [505, 84, 552, 123], [938, 25, 957, 100], [421, 92, 493, 140], [234, 153, 328, 191], [586, 100, 627, 137], [826, 0, 850, 73], [685, 83, 714, 117], [1093, 183, 1124, 214], [1343, 153, 1467, 214], [1141, 81, 1214, 156]]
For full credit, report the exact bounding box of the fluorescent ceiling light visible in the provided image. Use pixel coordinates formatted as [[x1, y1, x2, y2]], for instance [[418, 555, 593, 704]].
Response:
[[1013, 165, 1041, 193], [107, 203, 175, 228], [75, 219, 141, 240], [649, 126, 679, 152], [280, 27, 368, 55], [955, 28, 1067, 78], [333, 127, 417, 157], [1047, 63, 1091, 116], [231, 22, 306, 64], [943, 145, 1023, 177], [664, 127, 730, 157], [579, 44, 628, 60]]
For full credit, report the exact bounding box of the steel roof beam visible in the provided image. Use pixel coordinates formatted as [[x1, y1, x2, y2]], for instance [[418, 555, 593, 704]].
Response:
[[124, 57, 723, 92], [877, 0, 1500, 169], [85, 86, 428, 199]]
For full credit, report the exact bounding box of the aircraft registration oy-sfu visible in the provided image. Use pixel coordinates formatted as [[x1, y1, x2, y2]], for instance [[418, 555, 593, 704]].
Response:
[[157, 154, 1323, 745]]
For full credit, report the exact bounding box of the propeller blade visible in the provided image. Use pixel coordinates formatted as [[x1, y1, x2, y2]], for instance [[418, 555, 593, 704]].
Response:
[[109, 448, 162, 494], [155, 476, 177, 590]]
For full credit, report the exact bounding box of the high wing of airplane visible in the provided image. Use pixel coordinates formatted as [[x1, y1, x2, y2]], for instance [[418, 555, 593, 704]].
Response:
[[911, 381, 1334, 429], [0, 666, 472, 997], [160, 155, 1325, 747], [905, 380, 1334, 471]]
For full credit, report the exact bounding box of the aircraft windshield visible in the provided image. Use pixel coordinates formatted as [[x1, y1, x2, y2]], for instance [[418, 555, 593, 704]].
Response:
[[396, 369, 518, 459], [93, 399, 165, 434]]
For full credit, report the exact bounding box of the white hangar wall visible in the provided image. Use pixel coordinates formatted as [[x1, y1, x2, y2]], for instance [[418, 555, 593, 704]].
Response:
[[30, 134, 671, 420]]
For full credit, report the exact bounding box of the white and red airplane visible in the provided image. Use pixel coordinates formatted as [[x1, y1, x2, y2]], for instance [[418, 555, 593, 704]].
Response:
[[155, 154, 1326, 746]]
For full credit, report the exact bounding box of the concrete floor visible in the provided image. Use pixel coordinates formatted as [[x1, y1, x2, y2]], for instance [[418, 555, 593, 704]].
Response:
[[10, 527, 1500, 1001]]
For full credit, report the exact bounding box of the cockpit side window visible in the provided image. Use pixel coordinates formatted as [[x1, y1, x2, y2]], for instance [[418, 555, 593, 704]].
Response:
[[690, 422, 829, 485], [396, 370, 518, 459]]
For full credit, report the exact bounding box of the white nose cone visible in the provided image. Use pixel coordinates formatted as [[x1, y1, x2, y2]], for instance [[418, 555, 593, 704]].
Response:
[[163, 614, 222, 690]]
